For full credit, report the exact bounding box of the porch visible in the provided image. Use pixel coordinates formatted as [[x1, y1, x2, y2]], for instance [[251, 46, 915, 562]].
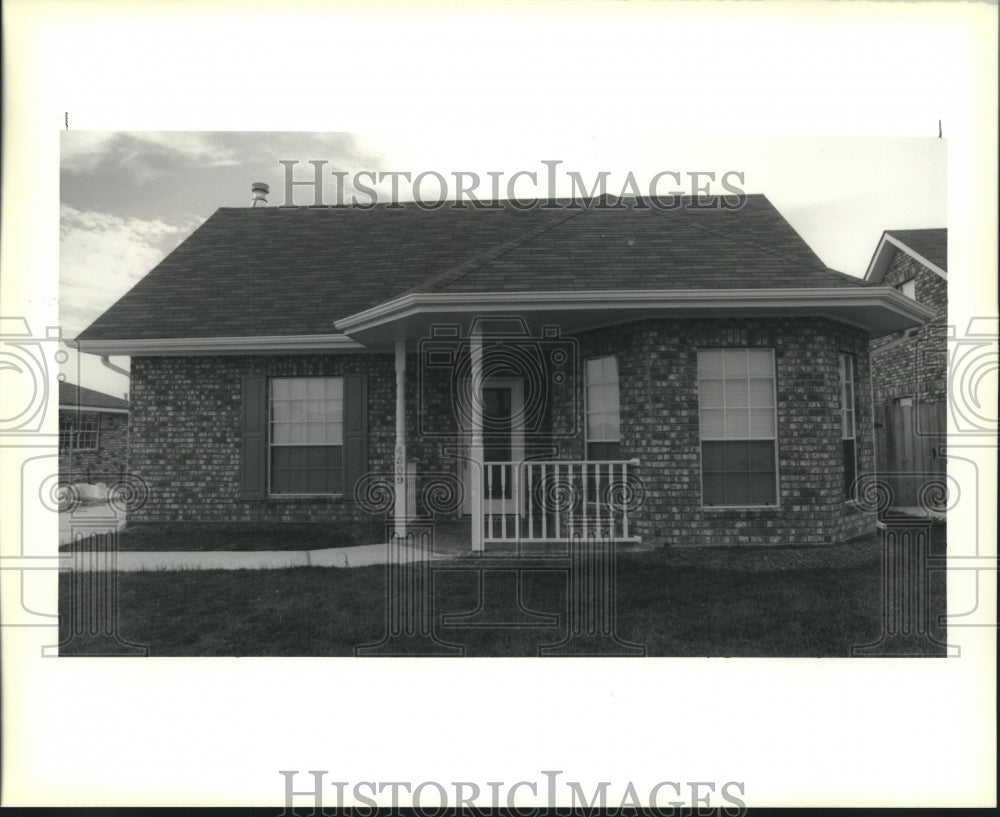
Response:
[[388, 324, 643, 552], [477, 458, 641, 547], [407, 459, 643, 553]]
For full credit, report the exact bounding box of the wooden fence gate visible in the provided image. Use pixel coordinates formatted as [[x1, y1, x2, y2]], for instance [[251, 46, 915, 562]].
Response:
[[874, 401, 947, 508]]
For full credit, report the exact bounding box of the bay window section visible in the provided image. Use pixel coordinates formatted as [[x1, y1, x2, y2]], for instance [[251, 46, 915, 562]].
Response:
[[840, 354, 857, 500], [270, 377, 344, 494], [585, 355, 621, 460], [698, 348, 777, 506]]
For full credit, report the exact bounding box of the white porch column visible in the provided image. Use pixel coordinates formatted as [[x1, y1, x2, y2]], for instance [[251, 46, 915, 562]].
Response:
[[470, 328, 484, 552], [394, 338, 407, 539]]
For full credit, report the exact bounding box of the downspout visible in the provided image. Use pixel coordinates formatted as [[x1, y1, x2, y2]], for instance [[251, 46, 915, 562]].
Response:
[[100, 355, 130, 378]]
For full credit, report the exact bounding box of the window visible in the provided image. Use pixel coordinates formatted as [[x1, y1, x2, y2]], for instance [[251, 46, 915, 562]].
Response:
[[896, 279, 916, 299], [58, 416, 73, 450], [269, 377, 344, 494], [840, 354, 857, 500], [585, 356, 621, 460], [59, 413, 99, 450], [698, 348, 777, 506]]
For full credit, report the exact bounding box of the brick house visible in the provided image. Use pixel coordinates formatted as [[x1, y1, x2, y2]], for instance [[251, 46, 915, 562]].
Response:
[[58, 381, 129, 481], [864, 229, 948, 508], [73, 196, 932, 549]]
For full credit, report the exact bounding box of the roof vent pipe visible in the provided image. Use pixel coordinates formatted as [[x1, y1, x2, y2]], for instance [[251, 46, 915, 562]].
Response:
[[251, 182, 269, 207]]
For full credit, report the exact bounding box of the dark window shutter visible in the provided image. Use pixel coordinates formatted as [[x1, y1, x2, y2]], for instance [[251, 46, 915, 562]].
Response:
[[343, 374, 368, 499], [240, 375, 267, 499]]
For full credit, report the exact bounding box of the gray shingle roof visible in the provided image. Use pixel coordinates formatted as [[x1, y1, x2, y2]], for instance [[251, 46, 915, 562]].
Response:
[[886, 228, 948, 272], [77, 195, 870, 341], [59, 381, 129, 411]]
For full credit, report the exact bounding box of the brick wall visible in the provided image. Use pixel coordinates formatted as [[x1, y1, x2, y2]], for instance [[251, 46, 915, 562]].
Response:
[[870, 249, 948, 406], [576, 317, 875, 546], [59, 411, 128, 480], [129, 317, 876, 546], [129, 353, 395, 523]]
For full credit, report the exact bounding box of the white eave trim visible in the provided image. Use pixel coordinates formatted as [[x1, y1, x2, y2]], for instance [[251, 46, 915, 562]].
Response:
[[59, 404, 129, 414], [865, 233, 948, 283], [334, 287, 936, 333], [71, 333, 372, 356]]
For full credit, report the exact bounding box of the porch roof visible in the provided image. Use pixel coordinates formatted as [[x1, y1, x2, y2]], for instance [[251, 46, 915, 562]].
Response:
[[76, 195, 890, 351], [333, 287, 936, 347]]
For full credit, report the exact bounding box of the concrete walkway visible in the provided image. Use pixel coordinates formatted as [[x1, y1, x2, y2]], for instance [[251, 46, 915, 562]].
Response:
[[58, 507, 449, 571], [59, 541, 446, 572], [887, 506, 946, 521]]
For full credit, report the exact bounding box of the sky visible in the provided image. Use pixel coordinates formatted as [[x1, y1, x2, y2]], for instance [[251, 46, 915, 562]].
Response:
[[59, 131, 947, 397]]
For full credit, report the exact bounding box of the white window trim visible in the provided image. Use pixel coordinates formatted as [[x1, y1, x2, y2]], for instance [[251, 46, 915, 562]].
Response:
[[697, 347, 780, 509], [267, 375, 346, 497]]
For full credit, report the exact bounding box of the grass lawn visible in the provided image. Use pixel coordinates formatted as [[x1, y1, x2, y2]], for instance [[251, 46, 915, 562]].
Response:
[[57, 539, 948, 657]]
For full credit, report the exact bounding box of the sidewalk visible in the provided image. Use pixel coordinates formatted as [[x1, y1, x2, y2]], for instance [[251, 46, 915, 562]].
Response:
[[58, 508, 448, 571], [58, 541, 446, 572]]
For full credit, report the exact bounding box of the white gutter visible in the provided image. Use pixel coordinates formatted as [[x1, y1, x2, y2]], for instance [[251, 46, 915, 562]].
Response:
[[72, 289, 934, 355], [334, 287, 936, 334], [59, 404, 129, 415], [72, 333, 371, 357]]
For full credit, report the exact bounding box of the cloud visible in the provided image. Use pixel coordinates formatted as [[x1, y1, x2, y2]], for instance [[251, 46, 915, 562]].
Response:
[[59, 204, 199, 336], [61, 132, 241, 180]]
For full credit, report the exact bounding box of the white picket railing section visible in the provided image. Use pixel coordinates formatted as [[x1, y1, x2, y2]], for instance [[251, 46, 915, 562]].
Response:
[[482, 459, 640, 544]]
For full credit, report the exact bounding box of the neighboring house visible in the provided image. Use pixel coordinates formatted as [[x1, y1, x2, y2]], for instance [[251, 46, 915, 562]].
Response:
[[864, 228, 948, 508], [58, 381, 129, 481], [74, 195, 932, 549]]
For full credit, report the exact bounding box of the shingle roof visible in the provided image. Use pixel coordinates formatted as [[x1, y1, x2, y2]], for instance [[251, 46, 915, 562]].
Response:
[[77, 195, 870, 341], [885, 228, 948, 272], [59, 381, 129, 411]]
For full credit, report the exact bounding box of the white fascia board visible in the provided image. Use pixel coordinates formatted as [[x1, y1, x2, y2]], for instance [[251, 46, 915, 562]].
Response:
[[71, 334, 375, 356], [863, 233, 894, 283], [334, 287, 936, 334], [59, 404, 129, 414], [865, 233, 947, 283]]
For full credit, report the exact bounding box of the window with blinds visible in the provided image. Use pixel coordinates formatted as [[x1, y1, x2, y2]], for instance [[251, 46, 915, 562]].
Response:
[[269, 377, 344, 494], [697, 348, 777, 506]]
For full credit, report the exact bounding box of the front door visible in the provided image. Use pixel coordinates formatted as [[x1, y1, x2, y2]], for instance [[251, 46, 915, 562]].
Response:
[[462, 378, 524, 516]]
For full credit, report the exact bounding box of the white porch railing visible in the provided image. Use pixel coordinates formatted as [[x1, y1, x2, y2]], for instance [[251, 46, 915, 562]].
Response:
[[482, 459, 641, 544]]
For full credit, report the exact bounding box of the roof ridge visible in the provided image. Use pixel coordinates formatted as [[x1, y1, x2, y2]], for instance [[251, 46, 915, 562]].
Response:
[[404, 206, 589, 294]]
